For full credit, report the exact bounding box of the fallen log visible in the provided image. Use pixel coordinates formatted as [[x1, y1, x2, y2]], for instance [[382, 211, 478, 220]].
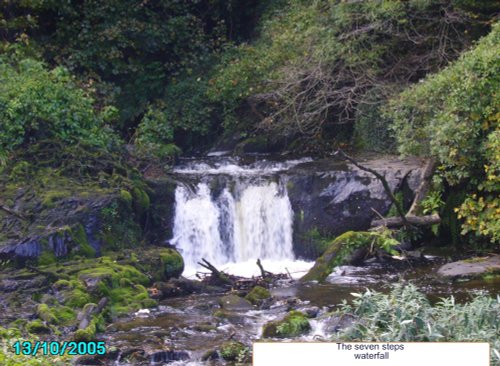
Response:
[[256, 259, 273, 279], [371, 214, 441, 229], [197, 258, 233, 286]]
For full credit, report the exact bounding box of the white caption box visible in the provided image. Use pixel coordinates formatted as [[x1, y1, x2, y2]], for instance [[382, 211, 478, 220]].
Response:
[[254, 342, 490, 366]]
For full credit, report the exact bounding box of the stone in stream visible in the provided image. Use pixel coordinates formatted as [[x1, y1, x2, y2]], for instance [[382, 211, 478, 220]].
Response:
[[149, 349, 190, 363], [262, 310, 311, 338], [300, 231, 388, 282], [244, 285, 271, 306], [437, 255, 500, 279], [219, 294, 253, 311]]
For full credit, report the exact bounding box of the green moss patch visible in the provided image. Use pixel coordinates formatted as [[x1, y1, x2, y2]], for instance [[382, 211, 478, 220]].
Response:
[[301, 231, 399, 282], [219, 341, 247, 361], [262, 311, 311, 338], [122, 247, 184, 281], [245, 286, 271, 306]]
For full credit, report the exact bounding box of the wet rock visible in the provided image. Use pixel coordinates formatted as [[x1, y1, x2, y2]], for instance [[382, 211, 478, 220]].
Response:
[[150, 278, 205, 299], [296, 306, 320, 318], [321, 313, 357, 333], [193, 322, 217, 332], [262, 311, 311, 338], [126, 247, 184, 282], [202, 349, 219, 361], [219, 294, 253, 311], [244, 286, 271, 306], [149, 349, 190, 363], [285, 155, 425, 259], [437, 255, 500, 279], [300, 231, 375, 282]]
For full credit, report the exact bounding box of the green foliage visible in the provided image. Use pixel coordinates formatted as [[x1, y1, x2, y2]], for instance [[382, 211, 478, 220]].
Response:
[[336, 284, 500, 364], [0, 326, 73, 365], [301, 227, 335, 258], [220, 341, 248, 362], [0, 58, 117, 163], [25, 320, 50, 335], [354, 86, 397, 152], [388, 23, 500, 244], [458, 130, 500, 243], [421, 191, 445, 215], [208, 0, 489, 144]]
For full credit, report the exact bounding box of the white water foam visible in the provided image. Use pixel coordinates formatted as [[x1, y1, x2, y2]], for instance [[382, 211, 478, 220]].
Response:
[[171, 163, 313, 278]]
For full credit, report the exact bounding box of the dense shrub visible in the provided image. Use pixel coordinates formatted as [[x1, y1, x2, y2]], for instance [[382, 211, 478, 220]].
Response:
[[207, 0, 492, 145], [387, 23, 499, 244], [0, 57, 117, 165]]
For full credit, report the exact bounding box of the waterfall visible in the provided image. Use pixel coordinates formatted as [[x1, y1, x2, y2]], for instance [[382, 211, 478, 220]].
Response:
[[170, 157, 312, 278]]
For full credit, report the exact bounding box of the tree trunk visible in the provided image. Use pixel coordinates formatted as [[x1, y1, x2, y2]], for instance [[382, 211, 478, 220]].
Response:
[[371, 214, 440, 228], [407, 158, 436, 216]]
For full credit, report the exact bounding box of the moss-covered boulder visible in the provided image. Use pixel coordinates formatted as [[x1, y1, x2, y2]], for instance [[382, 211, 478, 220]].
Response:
[[26, 319, 51, 334], [219, 341, 247, 361], [124, 247, 184, 281], [160, 248, 184, 279], [244, 286, 271, 306], [262, 311, 311, 338], [300, 231, 398, 282]]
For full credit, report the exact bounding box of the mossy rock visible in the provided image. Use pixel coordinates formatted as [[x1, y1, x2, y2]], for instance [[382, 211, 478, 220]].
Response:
[[37, 303, 77, 326], [119, 189, 133, 206], [26, 319, 51, 334], [70, 224, 96, 258], [160, 248, 184, 279], [73, 322, 96, 342], [300, 231, 377, 282], [244, 286, 271, 306], [37, 303, 57, 324], [38, 250, 58, 265], [126, 247, 184, 281], [262, 311, 311, 338], [219, 341, 247, 361], [132, 187, 150, 215]]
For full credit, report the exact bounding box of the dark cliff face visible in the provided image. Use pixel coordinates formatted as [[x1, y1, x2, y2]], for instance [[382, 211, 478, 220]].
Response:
[[0, 178, 177, 264], [1, 154, 424, 264], [285, 156, 423, 259]]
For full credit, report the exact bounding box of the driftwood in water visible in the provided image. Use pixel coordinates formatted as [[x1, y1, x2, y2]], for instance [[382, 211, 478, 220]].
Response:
[[196, 258, 289, 290], [257, 259, 273, 279], [197, 258, 233, 286], [371, 214, 441, 229]]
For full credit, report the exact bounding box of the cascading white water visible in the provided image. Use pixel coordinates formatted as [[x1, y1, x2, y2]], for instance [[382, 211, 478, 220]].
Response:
[[171, 157, 313, 278]]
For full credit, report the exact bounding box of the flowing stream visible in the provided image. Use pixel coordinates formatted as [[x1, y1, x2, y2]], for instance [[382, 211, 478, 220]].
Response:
[[99, 156, 499, 365]]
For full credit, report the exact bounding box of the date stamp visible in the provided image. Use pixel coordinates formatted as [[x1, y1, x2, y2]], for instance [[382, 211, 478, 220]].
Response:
[[12, 341, 106, 356]]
